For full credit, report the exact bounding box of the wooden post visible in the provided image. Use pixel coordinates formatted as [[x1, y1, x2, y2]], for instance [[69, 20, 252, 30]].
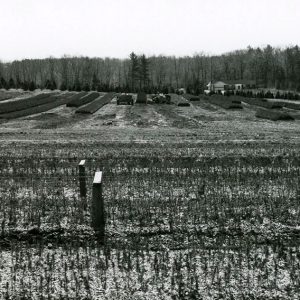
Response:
[[79, 160, 86, 198], [92, 171, 105, 236]]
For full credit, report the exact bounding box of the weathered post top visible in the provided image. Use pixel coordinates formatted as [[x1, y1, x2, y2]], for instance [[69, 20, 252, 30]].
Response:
[[78, 159, 87, 199], [92, 170, 104, 236], [93, 171, 102, 184]]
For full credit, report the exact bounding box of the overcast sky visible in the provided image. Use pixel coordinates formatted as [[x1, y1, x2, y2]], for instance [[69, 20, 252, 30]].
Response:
[[0, 0, 299, 61]]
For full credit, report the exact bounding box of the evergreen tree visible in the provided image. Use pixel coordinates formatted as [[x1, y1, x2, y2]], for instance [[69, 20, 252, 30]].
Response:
[[29, 81, 36, 91], [139, 54, 150, 91], [16, 75, 22, 89], [74, 76, 81, 91], [0, 77, 7, 89], [83, 82, 90, 92], [8, 78, 15, 89], [91, 73, 100, 91], [51, 79, 57, 90], [22, 81, 29, 91], [129, 52, 139, 92], [60, 81, 67, 91], [45, 79, 52, 90]]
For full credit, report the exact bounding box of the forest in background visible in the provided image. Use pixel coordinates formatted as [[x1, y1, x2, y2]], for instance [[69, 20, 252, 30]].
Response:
[[0, 45, 300, 94]]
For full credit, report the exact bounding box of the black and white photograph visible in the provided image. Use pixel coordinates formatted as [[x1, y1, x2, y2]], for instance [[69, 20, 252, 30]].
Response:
[[0, 0, 300, 299]]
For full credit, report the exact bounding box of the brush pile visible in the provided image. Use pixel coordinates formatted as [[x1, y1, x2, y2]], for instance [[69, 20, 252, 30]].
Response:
[[255, 108, 294, 121], [76, 93, 115, 113], [67, 92, 99, 107], [0, 93, 75, 119], [242, 98, 283, 109], [208, 95, 243, 109], [182, 94, 200, 101]]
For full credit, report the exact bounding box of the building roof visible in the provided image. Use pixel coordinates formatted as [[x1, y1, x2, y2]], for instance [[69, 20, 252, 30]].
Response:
[[207, 80, 226, 86], [207, 80, 256, 85], [222, 79, 256, 85]]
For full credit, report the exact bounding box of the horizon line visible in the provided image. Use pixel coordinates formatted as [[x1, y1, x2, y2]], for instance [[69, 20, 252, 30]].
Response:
[[1, 44, 299, 63]]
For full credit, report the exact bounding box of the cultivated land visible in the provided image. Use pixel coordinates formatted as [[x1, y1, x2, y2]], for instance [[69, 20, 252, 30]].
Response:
[[0, 89, 300, 299]]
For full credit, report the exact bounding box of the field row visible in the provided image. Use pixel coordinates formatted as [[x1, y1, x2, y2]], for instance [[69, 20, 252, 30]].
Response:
[[0, 91, 299, 122], [0, 151, 299, 236], [0, 138, 299, 299], [0, 149, 300, 299], [1, 241, 299, 299]]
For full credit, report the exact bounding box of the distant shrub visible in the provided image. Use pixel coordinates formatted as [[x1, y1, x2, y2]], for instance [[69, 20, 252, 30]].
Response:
[[243, 98, 282, 109], [264, 90, 274, 99], [169, 94, 190, 106], [8, 78, 15, 89], [275, 91, 281, 99], [60, 82, 67, 91], [76, 93, 115, 114], [208, 95, 243, 109], [276, 101, 300, 110], [29, 81, 37, 91], [246, 91, 254, 98], [0, 77, 7, 89], [255, 108, 294, 121], [183, 94, 200, 101], [83, 83, 91, 92], [177, 102, 190, 107]]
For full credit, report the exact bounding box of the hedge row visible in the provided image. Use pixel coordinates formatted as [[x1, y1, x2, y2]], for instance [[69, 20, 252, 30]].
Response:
[[66, 92, 99, 107], [0, 90, 29, 102], [64, 91, 88, 107], [169, 94, 190, 106], [255, 109, 294, 121], [76, 93, 115, 114], [0, 95, 12, 102], [275, 101, 300, 110], [0, 93, 54, 114], [0, 93, 74, 119], [208, 95, 243, 109], [242, 98, 283, 109], [182, 94, 200, 101]]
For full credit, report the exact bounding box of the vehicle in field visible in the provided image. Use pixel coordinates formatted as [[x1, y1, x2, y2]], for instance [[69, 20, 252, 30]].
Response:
[[117, 94, 134, 105], [176, 88, 186, 95], [152, 93, 171, 104]]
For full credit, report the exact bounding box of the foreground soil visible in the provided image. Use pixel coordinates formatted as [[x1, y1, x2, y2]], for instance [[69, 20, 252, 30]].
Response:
[[0, 93, 300, 299]]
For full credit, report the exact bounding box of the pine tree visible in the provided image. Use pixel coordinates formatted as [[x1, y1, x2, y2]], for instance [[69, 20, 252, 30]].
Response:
[[22, 81, 29, 91], [51, 79, 57, 90], [139, 54, 149, 92], [60, 81, 67, 91], [74, 76, 81, 92], [83, 82, 90, 92], [91, 73, 100, 91], [129, 52, 139, 92], [29, 81, 36, 91], [16, 75, 22, 89], [0, 77, 7, 89], [8, 78, 15, 89]]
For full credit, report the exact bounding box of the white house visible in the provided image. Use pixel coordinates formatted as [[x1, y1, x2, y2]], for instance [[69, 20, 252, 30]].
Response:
[[205, 80, 256, 94], [206, 81, 227, 92]]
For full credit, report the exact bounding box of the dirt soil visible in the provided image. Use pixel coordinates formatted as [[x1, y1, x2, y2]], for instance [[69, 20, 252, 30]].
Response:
[[0, 93, 299, 144]]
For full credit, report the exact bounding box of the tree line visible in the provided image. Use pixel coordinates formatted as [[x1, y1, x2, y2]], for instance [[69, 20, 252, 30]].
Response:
[[0, 45, 300, 94]]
